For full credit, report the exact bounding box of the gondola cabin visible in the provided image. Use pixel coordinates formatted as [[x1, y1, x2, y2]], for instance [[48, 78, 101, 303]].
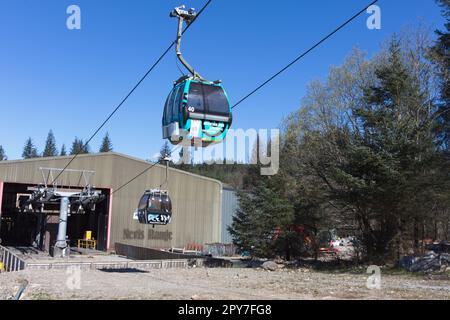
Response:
[[137, 190, 172, 226], [162, 77, 232, 147]]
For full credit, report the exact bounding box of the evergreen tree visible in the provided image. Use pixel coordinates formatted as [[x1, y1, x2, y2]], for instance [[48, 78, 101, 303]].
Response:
[[70, 137, 90, 155], [60, 144, 67, 156], [228, 190, 257, 254], [430, 0, 450, 148], [277, 34, 448, 262], [99, 132, 113, 153], [22, 137, 39, 159], [327, 39, 440, 261], [229, 170, 296, 259], [0, 145, 6, 161], [43, 130, 58, 157]]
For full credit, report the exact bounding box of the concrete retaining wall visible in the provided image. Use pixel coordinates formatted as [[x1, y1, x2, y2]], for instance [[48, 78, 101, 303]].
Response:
[[25, 259, 204, 271]]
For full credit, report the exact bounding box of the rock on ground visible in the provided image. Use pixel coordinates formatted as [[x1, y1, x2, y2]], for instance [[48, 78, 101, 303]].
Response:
[[262, 261, 278, 271]]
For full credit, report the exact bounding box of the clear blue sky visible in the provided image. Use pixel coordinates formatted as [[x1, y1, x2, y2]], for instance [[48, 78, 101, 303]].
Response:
[[0, 0, 445, 161]]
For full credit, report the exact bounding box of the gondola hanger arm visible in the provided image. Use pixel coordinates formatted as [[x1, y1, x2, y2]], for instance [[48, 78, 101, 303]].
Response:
[[170, 5, 205, 81]]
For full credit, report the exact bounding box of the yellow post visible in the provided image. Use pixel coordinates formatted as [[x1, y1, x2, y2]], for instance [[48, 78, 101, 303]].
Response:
[[84, 231, 92, 240], [0, 262, 5, 272]]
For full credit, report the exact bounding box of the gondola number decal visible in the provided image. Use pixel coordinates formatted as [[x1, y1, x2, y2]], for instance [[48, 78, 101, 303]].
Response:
[[188, 106, 195, 112]]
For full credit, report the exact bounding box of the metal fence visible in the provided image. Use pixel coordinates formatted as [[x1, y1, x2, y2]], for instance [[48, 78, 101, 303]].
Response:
[[0, 246, 26, 272], [204, 243, 237, 257], [24, 259, 204, 271]]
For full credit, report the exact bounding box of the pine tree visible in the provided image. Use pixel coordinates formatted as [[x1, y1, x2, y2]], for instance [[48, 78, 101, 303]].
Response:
[[430, 0, 450, 148], [228, 190, 257, 254], [99, 132, 113, 153], [0, 145, 6, 161], [43, 130, 58, 157], [60, 144, 67, 156], [22, 137, 39, 159], [333, 39, 439, 260], [229, 172, 295, 259], [70, 137, 90, 155]]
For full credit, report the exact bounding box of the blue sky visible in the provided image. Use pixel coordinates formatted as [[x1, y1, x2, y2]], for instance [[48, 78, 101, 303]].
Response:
[[0, 0, 445, 161]]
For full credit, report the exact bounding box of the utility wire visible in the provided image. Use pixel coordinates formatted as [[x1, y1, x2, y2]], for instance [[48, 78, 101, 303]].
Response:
[[86, 0, 377, 198], [111, 162, 159, 196], [232, 0, 378, 109], [175, 55, 187, 77], [51, 0, 213, 184], [110, 145, 181, 197]]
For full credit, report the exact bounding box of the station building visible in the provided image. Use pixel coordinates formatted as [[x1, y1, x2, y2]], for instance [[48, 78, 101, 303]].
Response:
[[0, 153, 228, 253]]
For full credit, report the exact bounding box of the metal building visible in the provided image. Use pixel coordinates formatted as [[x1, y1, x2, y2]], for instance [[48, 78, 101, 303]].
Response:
[[0, 153, 222, 253]]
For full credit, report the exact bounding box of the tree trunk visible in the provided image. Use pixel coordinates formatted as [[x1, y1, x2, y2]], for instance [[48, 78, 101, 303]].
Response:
[[434, 211, 438, 241], [285, 241, 291, 261], [413, 217, 419, 253]]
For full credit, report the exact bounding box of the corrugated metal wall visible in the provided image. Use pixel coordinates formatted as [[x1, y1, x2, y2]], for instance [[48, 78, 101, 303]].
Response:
[[221, 188, 239, 244], [0, 153, 222, 250]]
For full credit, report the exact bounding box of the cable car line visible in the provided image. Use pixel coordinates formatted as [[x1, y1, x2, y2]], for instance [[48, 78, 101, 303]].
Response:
[[97, 0, 379, 201], [127, 0, 377, 224], [175, 55, 187, 77], [111, 145, 181, 226], [51, 0, 213, 185], [111, 145, 181, 197], [111, 163, 159, 197], [231, 0, 378, 110], [52, 0, 377, 222]]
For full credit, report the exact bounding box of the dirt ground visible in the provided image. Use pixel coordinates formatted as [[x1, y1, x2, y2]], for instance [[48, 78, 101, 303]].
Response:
[[1, 266, 449, 300]]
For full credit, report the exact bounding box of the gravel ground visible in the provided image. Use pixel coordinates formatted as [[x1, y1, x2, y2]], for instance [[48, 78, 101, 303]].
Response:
[[1, 267, 449, 300]]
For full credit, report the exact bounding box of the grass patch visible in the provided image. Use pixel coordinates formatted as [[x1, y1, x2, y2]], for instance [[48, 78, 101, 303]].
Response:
[[30, 292, 57, 300]]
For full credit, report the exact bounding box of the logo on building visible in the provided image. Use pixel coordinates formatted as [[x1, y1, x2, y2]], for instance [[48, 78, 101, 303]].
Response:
[[123, 229, 173, 241], [123, 229, 145, 240], [148, 230, 172, 241]]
